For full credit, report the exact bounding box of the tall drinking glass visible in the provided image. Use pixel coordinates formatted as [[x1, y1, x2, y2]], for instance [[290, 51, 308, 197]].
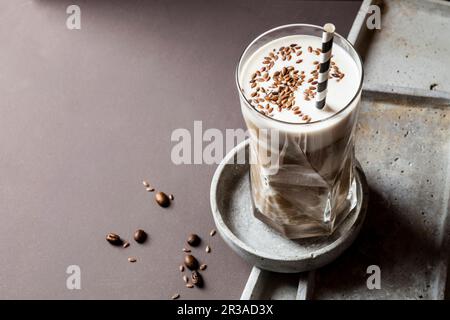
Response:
[[236, 24, 363, 239]]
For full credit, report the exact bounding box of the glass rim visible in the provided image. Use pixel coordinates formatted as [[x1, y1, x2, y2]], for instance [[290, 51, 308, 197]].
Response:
[[235, 23, 364, 126]]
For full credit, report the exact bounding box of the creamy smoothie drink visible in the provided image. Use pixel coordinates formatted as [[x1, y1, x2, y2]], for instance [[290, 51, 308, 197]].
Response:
[[236, 25, 363, 239]]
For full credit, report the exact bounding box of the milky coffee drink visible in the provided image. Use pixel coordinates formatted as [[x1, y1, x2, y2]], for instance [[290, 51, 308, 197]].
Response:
[[237, 27, 362, 239]]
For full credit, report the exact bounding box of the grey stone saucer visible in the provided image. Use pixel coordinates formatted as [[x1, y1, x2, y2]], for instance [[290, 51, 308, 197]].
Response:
[[210, 140, 368, 273]]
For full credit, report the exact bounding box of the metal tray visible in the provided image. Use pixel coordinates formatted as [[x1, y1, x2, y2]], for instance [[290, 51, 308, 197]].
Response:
[[237, 0, 450, 300]]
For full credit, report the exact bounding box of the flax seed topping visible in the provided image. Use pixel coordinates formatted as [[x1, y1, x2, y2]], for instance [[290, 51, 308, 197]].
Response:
[[240, 35, 359, 123]]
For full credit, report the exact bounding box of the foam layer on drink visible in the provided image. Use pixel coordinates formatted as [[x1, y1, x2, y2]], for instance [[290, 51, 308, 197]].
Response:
[[239, 35, 360, 124]]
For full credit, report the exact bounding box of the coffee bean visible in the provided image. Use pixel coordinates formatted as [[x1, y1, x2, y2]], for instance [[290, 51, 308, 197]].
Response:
[[205, 245, 211, 253], [128, 257, 137, 263], [184, 254, 199, 270], [199, 264, 207, 271], [155, 192, 170, 208], [179, 265, 185, 272], [171, 293, 180, 300], [191, 271, 203, 288], [209, 229, 216, 237], [134, 229, 147, 243], [186, 283, 194, 289], [169, 194, 174, 200], [183, 275, 188, 283], [122, 242, 130, 248], [182, 248, 191, 253], [187, 234, 201, 247], [106, 233, 122, 246]]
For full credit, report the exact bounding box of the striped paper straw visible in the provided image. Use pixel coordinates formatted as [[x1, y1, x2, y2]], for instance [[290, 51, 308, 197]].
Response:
[[315, 23, 335, 110]]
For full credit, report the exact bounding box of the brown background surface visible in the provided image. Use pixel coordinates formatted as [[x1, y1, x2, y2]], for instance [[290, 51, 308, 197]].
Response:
[[0, 0, 360, 299]]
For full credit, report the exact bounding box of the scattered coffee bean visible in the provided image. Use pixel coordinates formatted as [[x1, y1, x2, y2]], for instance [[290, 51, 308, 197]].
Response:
[[169, 194, 174, 200], [200, 264, 207, 271], [179, 265, 185, 272], [183, 275, 189, 283], [134, 229, 147, 244], [106, 233, 122, 246], [155, 192, 170, 208], [128, 257, 137, 263], [191, 271, 203, 288], [205, 245, 211, 253], [186, 283, 194, 289], [122, 242, 130, 248], [142, 180, 150, 188], [209, 229, 216, 237], [171, 293, 180, 300], [184, 255, 199, 270], [146, 187, 155, 192], [187, 234, 201, 247], [182, 248, 191, 253]]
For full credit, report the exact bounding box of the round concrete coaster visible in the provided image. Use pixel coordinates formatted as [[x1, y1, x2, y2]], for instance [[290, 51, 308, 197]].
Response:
[[210, 140, 368, 273]]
